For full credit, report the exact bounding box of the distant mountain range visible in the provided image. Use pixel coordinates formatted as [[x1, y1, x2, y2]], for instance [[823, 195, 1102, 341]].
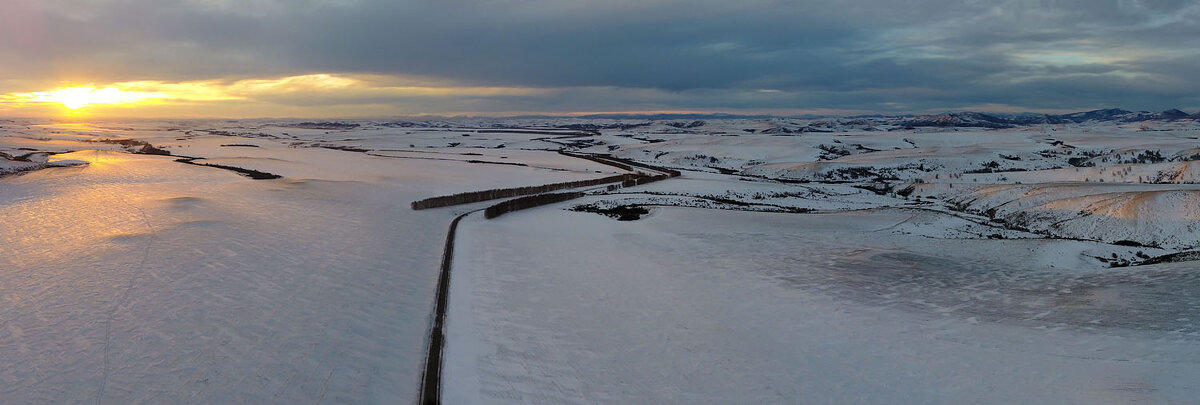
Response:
[[509, 108, 1199, 126], [570, 113, 781, 120], [897, 108, 1200, 129]]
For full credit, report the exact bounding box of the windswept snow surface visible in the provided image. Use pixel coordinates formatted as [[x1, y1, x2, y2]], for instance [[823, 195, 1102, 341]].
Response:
[[446, 207, 1200, 404], [0, 122, 625, 403]]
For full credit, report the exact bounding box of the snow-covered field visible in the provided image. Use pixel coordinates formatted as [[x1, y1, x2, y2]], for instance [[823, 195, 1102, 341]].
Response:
[[0, 121, 622, 403], [446, 206, 1200, 404], [3, 116, 1200, 403]]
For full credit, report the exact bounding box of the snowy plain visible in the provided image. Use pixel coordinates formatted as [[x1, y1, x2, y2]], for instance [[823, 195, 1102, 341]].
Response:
[[2, 117, 1200, 403], [446, 207, 1200, 404]]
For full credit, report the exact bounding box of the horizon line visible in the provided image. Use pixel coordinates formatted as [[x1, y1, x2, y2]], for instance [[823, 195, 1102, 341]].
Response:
[[2, 106, 1198, 122]]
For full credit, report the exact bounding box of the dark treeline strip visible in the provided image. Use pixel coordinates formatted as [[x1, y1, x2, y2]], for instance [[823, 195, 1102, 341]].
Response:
[[411, 174, 636, 210], [464, 159, 528, 167], [622, 174, 671, 187], [603, 156, 682, 177], [483, 173, 674, 219], [175, 158, 283, 180], [1138, 251, 1200, 266], [317, 144, 371, 153], [484, 192, 585, 219], [558, 151, 634, 171], [559, 151, 682, 177], [477, 129, 598, 136]]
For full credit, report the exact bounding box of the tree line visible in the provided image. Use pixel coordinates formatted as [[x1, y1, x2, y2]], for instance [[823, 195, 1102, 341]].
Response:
[[558, 151, 682, 177], [483, 192, 586, 219], [411, 173, 638, 210]]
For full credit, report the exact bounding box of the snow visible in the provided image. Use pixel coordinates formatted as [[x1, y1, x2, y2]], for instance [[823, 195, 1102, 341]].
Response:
[[907, 181, 1200, 249], [1, 150, 447, 402], [4, 117, 1200, 403], [0, 124, 622, 403], [445, 207, 1200, 404]]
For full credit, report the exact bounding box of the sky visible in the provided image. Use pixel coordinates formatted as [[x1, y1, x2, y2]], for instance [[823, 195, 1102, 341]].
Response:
[[1, 0, 1198, 118]]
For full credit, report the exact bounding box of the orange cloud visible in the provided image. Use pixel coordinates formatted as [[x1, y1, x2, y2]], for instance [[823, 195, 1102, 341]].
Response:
[[0, 73, 548, 118]]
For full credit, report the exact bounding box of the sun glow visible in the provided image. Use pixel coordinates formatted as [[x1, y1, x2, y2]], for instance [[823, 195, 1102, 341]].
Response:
[[0, 73, 550, 118], [19, 87, 170, 110]]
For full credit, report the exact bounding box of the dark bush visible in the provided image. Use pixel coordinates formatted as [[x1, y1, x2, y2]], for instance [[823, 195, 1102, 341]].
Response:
[[571, 204, 651, 221]]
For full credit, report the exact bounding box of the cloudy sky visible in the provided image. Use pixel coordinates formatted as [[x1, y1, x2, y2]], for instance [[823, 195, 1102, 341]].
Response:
[[1, 0, 1198, 118]]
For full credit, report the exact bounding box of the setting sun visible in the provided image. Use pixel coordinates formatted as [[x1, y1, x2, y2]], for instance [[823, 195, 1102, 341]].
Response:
[[0, 75, 549, 118], [19, 87, 169, 110]]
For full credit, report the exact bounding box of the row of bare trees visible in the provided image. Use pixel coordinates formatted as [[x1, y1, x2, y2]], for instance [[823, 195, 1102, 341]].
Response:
[[557, 151, 635, 171], [414, 152, 683, 213], [411, 173, 638, 210], [483, 192, 586, 219], [482, 173, 675, 219], [558, 151, 682, 177]]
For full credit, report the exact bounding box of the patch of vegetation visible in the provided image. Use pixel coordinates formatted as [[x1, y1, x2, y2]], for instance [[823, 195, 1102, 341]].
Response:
[[1138, 251, 1200, 265], [571, 204, 651, 221], [1067, 157, 1095, 167], [484, 192, 584, 219], [560, 122, 651, 131], [665, 120, 705, 129], [817, 144, 852, 160], [91, 139, 172, 155], [316, 144, 371, 153], [823, 167, 901, 181], [964, 161, 1002, 173], [289, 122, 360, 130], [1120, 150, 1166, 164], [174, 158, 282, 180], [411, 174, 638, 210]]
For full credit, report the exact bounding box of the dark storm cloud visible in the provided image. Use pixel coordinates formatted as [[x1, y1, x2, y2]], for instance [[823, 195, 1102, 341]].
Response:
[[2, 0, 1199, 114]]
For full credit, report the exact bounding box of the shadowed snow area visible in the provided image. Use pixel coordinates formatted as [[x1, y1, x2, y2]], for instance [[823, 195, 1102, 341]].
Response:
[[447, 207, 1200, 404], [4, 117, 1200, 403]]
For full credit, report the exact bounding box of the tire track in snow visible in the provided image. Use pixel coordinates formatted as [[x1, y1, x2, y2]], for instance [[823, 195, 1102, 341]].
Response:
[[96, 187, 157, 405], [316, 366, 337, 405]]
